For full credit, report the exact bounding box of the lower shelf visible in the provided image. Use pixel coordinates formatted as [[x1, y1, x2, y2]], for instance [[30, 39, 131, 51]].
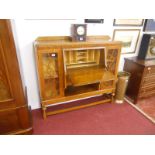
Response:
[[42, 94, 112, 119]]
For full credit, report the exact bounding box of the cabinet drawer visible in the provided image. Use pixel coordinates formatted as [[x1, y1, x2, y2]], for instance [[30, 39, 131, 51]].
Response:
[[140, 85, 155, 92], [140, 84, 155, 96], [144, 66, 155, 77], [139, 90, 155, 98], [142, 76, 155, 86]]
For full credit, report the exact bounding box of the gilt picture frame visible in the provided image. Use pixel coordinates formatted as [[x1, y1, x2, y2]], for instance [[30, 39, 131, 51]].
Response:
[[113, 29, 140, 54], [113, 19, 144, 26]]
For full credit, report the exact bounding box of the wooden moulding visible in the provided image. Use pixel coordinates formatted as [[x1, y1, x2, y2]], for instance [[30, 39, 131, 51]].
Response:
[[36, 35, 111, 42], [42, 88, 115, 106], [35, 36, 122, 49]]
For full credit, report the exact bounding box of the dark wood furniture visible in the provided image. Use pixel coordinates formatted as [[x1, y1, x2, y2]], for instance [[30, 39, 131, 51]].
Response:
[[34, 36, 121, 119], [124, 57, 155, 104], [0, 20, 33, 134]]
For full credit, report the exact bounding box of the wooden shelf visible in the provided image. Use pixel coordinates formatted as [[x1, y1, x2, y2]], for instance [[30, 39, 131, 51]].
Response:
[[66, 61, 97, 69], [65, 83, 99, 96], [46, 94, 111, 116], [44, 76, 59, 80]]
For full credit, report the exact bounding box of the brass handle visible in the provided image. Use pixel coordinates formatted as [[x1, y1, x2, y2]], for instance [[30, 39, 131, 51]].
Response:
[[148, 67, 151, 74]]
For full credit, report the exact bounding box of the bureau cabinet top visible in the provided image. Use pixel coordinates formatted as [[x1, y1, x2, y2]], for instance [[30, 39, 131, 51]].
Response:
[[125, 56, 155, 67], [34, 35, 122, 48]]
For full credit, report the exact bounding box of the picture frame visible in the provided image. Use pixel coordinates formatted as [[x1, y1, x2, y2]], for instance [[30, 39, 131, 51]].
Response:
[[113, 29, 140, 54], [84, 19, 104, 24], [113, 19, 144, 26], [143, 19, 155, 31]]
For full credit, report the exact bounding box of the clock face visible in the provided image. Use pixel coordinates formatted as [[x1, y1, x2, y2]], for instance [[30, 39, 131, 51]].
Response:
[[77, 26, 85, 35]]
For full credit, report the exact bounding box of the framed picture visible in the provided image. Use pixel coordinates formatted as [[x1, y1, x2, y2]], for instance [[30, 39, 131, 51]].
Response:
[[113, 29, 140, 54], [113, 19, 144, 26], [143, 19, 155, 31], [84, 19, 104, 24]]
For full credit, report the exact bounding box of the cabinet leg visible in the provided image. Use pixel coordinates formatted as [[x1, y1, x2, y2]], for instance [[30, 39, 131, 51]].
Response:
[[42, 106, 47, 119]]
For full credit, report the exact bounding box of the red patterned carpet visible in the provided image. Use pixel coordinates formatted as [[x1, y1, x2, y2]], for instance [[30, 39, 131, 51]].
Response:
[[32, 96, 155, 135]]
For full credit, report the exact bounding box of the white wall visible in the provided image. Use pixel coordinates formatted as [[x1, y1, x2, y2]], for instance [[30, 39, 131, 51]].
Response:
[[11, 19, 144, 109]]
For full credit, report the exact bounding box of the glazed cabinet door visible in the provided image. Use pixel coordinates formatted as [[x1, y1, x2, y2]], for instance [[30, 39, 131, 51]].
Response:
[[106, 47, 120, 75], [37, 49, 64, 101], [100, 47, 121, 90]]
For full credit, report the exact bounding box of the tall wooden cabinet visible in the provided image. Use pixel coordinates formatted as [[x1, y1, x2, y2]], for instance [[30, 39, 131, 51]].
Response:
[[124, 57, 155, 104], [0, 20, 32, 134], [34, 36, 121, 119]]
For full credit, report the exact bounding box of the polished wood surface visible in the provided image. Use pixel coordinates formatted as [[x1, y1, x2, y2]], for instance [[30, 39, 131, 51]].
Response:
[[0, 43, 12, 101], [0, 20, 33, 134], [35, 36, 121, 119], [67, 66, 115, 86], [124, 56, 155, 104], [35, 36, 121, 49], [36, 35, 111, 42], [125, 56, 155, 67]]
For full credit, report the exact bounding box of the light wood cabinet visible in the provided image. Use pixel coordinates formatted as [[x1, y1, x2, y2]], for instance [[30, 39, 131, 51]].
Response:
[[34, 36, 121, 119]]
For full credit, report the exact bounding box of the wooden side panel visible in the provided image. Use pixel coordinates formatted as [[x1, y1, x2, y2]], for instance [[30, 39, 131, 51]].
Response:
[[124, 59, 144, 103], [0, 20, 26, 108], [0, 20, 32, 134], [0, 106, 32, 135], [0, 41, 12, 101], [0, 110, 20, 134]]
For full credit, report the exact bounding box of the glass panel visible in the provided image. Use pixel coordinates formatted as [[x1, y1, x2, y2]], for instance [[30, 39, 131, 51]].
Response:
[[42, 53, 60, 100]]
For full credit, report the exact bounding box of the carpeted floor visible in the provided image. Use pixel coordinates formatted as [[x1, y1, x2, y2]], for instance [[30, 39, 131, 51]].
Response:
[[32, 96, 155, 135]]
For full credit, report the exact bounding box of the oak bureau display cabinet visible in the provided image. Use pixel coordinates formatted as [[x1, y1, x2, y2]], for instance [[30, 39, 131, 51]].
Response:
[[34, 36, 122, 119]]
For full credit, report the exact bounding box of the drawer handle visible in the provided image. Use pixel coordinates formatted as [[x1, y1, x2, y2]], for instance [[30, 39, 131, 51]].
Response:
[[148, 67, 151, 71]]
